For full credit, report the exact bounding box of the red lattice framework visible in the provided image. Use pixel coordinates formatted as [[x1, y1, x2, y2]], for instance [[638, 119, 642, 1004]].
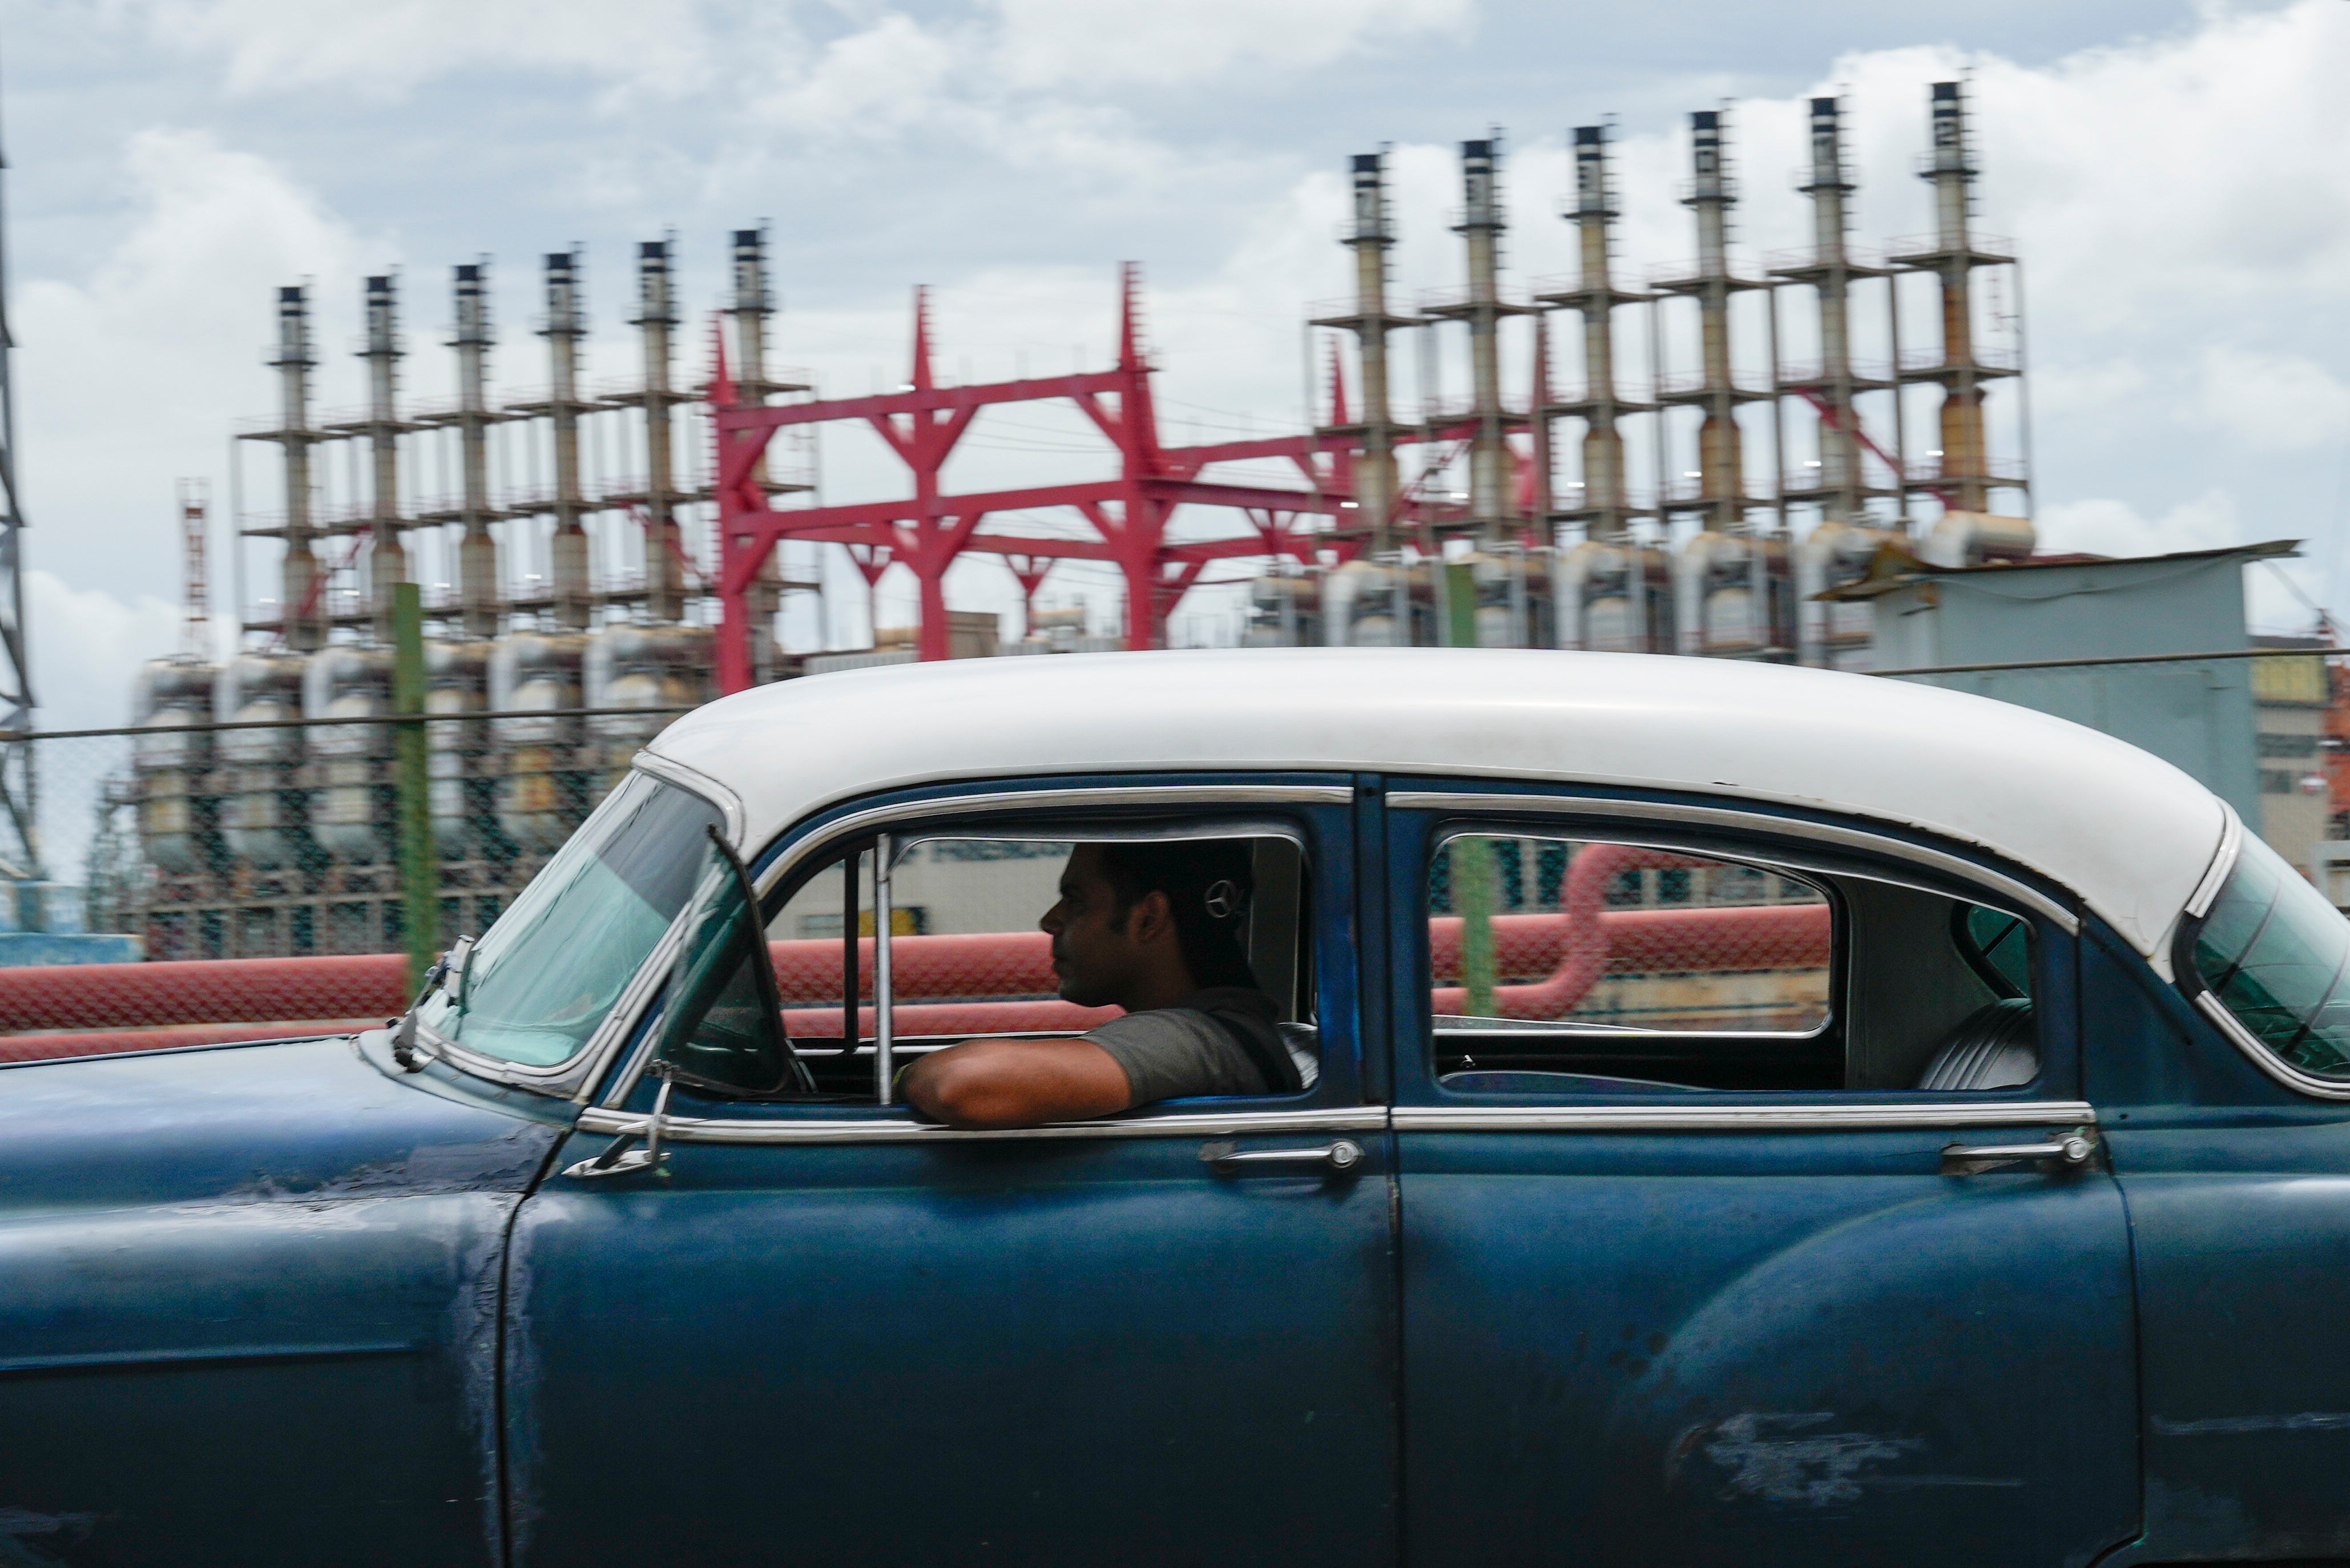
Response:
[[708, 263, 1367, 689]]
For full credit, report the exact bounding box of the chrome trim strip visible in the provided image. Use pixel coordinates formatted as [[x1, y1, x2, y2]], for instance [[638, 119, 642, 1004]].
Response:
[[2183, 802, 2244, 921], [1393, 1101, 2097, 1132], [572, 1105, 1387, 1147], [2193, 991, 2350, 1102], [751, 784, 1351, 898], [631, 751, 747, 846], [1386, 792, 2080, 934]]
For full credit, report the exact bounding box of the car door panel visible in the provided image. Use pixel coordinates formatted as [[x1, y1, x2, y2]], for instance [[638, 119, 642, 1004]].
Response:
[[1383, 785, 2141, 1568], [502, 784, 1400, 1566], [509, 1126, 1396, 1563], [2083, 934, 2350, 1563]]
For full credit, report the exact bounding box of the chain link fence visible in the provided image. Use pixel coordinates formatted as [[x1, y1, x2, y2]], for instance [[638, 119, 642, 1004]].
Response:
[[2, 707, 673, 1062]]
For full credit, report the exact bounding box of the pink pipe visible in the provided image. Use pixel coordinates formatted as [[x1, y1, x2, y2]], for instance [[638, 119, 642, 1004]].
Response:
[[1430, 844, 1825, 1021], [0, 954, 408, 1034]]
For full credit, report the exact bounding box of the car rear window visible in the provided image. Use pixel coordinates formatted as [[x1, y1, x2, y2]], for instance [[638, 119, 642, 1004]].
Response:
[[2191, 834, 2350, 1081]]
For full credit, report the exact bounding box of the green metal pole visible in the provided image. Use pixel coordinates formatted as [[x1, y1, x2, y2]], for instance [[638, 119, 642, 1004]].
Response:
[[1455, 835, 1497, 1018], [392, 582, 437, 995], [1446, 561, 1476, 648]]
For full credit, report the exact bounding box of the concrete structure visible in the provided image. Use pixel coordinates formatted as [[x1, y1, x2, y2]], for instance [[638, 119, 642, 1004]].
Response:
[[1836, 540, 2297, 849]]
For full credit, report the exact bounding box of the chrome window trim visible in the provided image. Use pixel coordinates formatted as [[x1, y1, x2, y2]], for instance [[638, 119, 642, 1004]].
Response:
[[585, 780, 1353, 1108], [566, 1100, 2097, 1144], [1392, 1101, 2097, 1132], [1386, 791, 2080, 934], [748, 784, 1352, 900], [574, 1104, 1386, 1147], [631, 749, 746, 845], [2192, 991, 2350, 1103], [2182, 801, 2244, 921]]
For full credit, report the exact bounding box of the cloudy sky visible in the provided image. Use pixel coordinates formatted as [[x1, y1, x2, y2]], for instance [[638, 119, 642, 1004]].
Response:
[[9, 0, 2348, 728]]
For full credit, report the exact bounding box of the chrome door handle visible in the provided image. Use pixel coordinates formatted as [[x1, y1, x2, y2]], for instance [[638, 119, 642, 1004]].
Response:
[[1200, 1139, 1364, 1174], [1941, 1131, 2095, 1172]]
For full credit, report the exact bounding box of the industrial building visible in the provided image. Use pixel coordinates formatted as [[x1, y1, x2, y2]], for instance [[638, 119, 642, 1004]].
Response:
[[117, 81, 2042, 958]]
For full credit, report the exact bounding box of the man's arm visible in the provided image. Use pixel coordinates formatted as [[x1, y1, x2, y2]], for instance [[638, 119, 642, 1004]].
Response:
[[900, 1037, 1134, 1130]]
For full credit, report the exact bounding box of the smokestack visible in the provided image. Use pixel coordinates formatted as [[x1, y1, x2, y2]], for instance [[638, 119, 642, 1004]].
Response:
[[727, 226, 783, 679], [1683, 108, 1745, 533], [1457, 136, 1509, 545], [1343, 153, 1399, 553], [1799, 97, 1863, 518], [1921, 80, 1989, 512], [361, 273, 406, 638], [272, 284, 324, 651], [633, 238, 683, 623], [1567, 124, 1631, 539], [452, 261, 499, 638], [541, 249, 590, 631]]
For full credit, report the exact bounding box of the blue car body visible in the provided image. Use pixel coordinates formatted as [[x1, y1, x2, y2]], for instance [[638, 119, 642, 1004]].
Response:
[[3, 650, 2345, 1566]]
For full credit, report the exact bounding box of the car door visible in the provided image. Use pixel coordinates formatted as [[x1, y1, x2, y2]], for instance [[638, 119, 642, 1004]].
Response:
[[1381, 780, 2140, 1568], [503, 776, 1397, 1566], [2083, 829, 2350, 1562]]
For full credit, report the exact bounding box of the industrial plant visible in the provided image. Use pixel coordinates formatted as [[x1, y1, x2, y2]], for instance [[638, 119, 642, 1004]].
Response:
[[118, 80, 2035, 959]]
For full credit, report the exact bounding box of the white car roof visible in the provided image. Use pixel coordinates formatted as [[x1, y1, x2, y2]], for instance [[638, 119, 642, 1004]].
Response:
[[646, 647, 2228, 959]]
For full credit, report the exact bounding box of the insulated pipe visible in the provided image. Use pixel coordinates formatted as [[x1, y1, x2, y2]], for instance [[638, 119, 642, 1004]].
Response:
[[0, 952, 408, 1033], [361, 273, 407, 637], [453, 261, 500, 638], [542, 251, 591, 630], [1458, 138, 1509, 545], [273, 285, 324, 651]]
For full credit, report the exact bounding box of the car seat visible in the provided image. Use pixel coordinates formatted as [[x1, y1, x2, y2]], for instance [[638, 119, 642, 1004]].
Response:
[[1914, 997, 2038, 1091]]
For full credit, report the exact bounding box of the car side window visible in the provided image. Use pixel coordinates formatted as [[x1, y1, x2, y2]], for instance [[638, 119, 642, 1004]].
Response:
[[1427, 830, 2039, 1094], [655, 819, 1321, 1106]]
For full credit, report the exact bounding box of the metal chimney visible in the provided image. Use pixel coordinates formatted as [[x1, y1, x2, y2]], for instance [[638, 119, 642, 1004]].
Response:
[[1566, 124, 1634, 539], [271, 284, 324, 651], [726, 225, 783, 677], [360, 273, 406, 637], [1920, 79, 1989, 513], [452, 261, 499, 637], [1684, 109, 1745, 533], [1341, 153, 1399, 553], [632, 237, 683, 623], [1457, 136, 1510, 545], [1799, 97, 1863, 517], [540, 249, 590, 630]]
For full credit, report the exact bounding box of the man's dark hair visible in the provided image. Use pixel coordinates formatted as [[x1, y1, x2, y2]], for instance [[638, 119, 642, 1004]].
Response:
[[1095, 839, 1260, 991]]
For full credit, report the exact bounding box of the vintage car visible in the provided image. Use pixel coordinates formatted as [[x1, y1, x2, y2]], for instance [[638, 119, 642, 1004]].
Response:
[[5, 647, 2347, 1567]]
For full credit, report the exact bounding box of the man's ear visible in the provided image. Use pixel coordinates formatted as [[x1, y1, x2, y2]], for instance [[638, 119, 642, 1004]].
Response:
[[1127, 889, 1177, 945]]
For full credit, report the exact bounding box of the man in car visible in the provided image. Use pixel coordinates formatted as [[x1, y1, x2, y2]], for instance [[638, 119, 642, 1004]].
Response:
[[901, 840, 1304, 1128]]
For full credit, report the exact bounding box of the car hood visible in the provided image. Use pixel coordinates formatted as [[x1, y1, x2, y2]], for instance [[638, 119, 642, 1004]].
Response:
[[0, 1033, 573, 1214]]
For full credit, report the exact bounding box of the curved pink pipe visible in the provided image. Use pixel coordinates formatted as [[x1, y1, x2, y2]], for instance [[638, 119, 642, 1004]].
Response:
[[1431, 844, 1825, 1021]]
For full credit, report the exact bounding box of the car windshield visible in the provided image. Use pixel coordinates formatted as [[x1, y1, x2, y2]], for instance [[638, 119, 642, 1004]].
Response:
[[418, 771, 724, 1067], [2193, 833, 2350, 1081]]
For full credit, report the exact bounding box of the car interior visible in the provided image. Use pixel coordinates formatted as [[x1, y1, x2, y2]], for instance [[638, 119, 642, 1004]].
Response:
[[1427, 833, 2039, 1095]]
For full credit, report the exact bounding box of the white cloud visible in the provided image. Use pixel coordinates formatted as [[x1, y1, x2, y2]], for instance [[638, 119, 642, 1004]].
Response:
[[126, 0, 727, 98], [15, 127, 380, 630], [758, 14, 961, 134], [2198, 345, 2350, 452], [990, 0, 1472, 88], [25, 569, 183, 731], [2035, 489, 2242, 559]]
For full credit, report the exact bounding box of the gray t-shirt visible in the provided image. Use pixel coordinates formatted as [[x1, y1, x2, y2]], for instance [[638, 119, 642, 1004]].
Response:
[[1085, 987, 1313, 1105]]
